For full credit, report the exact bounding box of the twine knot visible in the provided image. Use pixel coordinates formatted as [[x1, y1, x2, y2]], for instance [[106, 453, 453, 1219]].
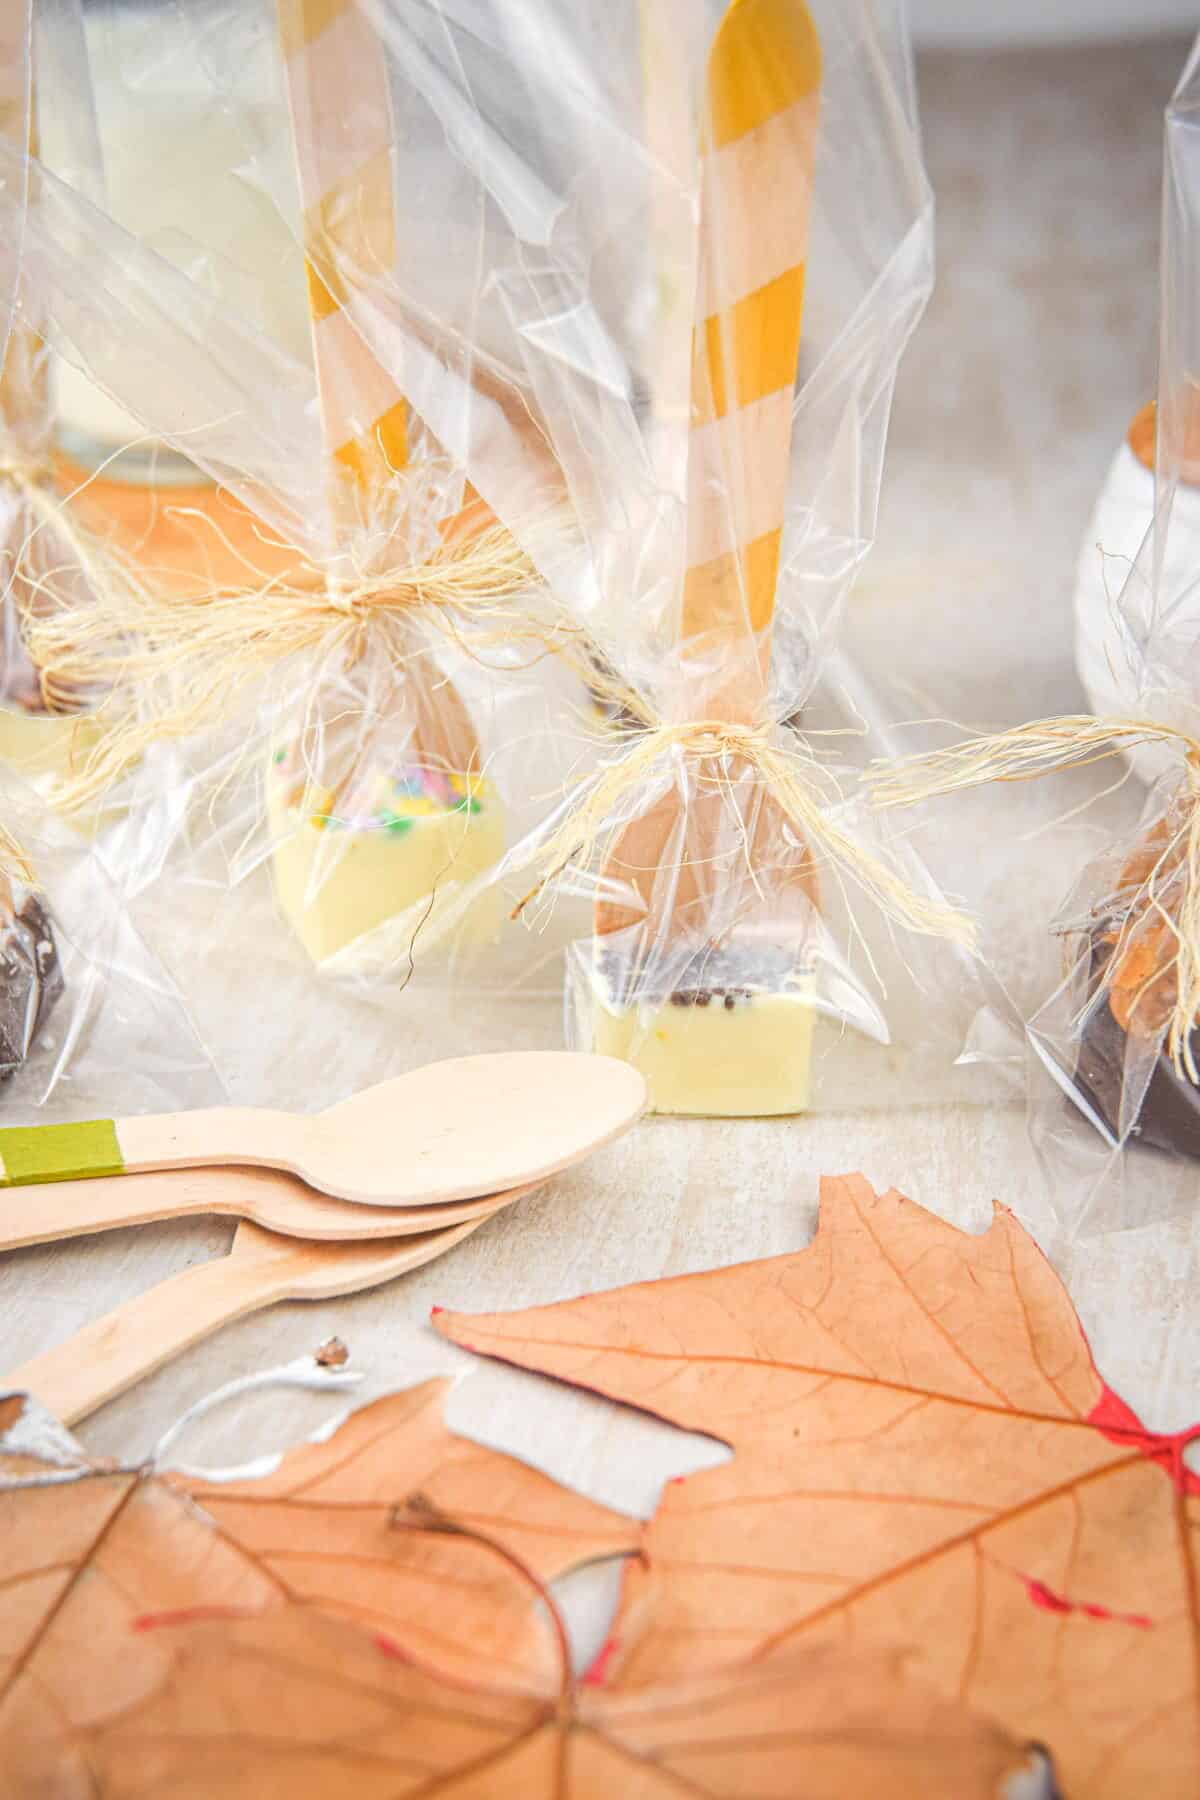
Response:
[[678, 719, 772, 762], [323, 578, 363, 619], [510, 708, 974, 949]]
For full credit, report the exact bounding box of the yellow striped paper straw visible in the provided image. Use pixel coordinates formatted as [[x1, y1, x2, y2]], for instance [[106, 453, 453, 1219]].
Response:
[[682, 0, 821, 665], [275, 0, 408, 539], [0, 0, 49, 447]]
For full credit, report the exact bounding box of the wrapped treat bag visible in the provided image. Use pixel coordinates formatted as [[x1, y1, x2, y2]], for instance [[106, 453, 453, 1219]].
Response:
[[0, 7, 219, 1113], [0, 0, 199, 838], [1073, 42, 1200, 788], [0, 772, 219, 1115], [3, 0, 986, 1108], [871, 36, 1200, 1229], [359, 0, 982, 1114], [0, 0, 572, 990]]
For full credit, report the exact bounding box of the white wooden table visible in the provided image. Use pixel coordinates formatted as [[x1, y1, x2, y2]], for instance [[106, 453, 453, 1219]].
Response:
[[4, 35, 1198, 1669]]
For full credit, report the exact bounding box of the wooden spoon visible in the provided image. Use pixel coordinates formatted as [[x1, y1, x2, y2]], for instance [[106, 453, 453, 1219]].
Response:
[[597, 4, 822, 947], [0, 1052, 647, 1206], [0, 1165, 538, 1252], [7, 1215, 483, 1426]]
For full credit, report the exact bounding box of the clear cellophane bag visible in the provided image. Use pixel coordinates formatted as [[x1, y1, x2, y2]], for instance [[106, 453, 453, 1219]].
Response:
[[874, 33, 1200, 1233], [0, 1, 217, 1112], [0, 0, 580, 1038], [5, 0, 1000, 1115], [1019, 39, 1200, 1232], [358, 0, 998, 1115]]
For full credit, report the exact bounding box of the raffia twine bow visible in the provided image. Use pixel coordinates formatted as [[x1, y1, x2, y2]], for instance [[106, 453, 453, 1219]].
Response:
[[866, 714, 1200, 1081], [19, 508, 552, 814], [511, 706, 976, 947]]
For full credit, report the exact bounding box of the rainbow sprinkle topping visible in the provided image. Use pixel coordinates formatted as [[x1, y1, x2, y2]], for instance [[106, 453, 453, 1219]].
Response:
[[275, 757, 487, 836]]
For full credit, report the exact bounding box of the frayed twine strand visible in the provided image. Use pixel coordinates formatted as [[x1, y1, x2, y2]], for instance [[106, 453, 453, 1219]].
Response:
[[866, 714, 1200, 1081], [0, 823, 35, 889], [511, 712, 976, 949], [0, 454, 108, 891]]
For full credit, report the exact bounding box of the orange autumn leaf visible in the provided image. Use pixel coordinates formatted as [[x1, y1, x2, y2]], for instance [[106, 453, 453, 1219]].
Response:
[[435, 1173, 1200, 1799], [0, 1378, 635, 1792], [72, 1584, 1032, 1797]]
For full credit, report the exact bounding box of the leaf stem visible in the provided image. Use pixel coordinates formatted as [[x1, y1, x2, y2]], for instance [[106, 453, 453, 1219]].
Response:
[[390, 1491, 573, 1707]]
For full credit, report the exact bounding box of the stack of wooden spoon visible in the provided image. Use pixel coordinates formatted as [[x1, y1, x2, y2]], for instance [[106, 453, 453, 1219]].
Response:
[[0, 1052, 646, 1424]]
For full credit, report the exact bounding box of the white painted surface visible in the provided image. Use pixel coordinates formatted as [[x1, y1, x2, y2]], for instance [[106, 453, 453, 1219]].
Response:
[[912, 0, 1197, 48], [4, 38, 1199, 1675]]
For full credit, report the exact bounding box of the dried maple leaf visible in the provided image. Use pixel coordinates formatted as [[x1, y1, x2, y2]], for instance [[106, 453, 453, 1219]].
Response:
[[435, 1172, 1200, 1799], [70, 1550, 1033, 1797], [0, 1377, 635, 1792]]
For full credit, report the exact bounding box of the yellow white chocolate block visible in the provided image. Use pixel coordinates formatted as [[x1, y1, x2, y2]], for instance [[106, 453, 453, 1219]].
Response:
[[0, 705, 102, 786], [0, 704, 124, 839], [573, 942, 817, 1116], [267, 756, 505, 967]]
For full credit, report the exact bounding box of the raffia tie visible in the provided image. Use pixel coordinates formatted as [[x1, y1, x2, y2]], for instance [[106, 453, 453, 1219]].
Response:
[[866, 713, 1200, 1080], [0, 451, 89, 558], [0, 456, 56, 885], [512, 714, 975, 948], [0, 454, 54, 490], [0, 823, 35, 889], [23, 514, 546, 813], [0, 451, 72, 557]]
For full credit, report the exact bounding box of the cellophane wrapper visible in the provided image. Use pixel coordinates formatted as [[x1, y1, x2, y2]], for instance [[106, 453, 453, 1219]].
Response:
[[1021, 33, 1200, 1233], [0, 778, 220, 1117], [0, 0, 218, 1113], [0, 0, 583, 1031], [362, 0, 1001, 1114], [5, 0, 1001, 1114]]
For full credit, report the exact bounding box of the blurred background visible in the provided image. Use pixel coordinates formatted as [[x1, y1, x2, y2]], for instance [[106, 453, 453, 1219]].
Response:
[[854, 23, 1189, 730], [911, 0, 1194, 44]]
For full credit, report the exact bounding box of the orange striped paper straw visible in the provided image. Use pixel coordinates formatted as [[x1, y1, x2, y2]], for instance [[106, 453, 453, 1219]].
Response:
[[275, 0, 408, 552], [0, 0, 49, 453], [682, 0, 820, 700]]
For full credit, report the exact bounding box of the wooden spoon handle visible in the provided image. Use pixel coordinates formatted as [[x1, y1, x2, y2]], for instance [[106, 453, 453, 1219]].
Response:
[[0, 1117, 126, 1186], [5, 1253, 277, 1425], [0, 1109, 296, 1187], [118, 1108, 298, 1177], [276, 0, 407, 524], [0, 1170, 209, 1250]]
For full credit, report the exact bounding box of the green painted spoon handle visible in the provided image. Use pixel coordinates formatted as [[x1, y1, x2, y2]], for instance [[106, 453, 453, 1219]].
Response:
[[0, 1118, 125, 1185], [0, 1108, 296, 1187]]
